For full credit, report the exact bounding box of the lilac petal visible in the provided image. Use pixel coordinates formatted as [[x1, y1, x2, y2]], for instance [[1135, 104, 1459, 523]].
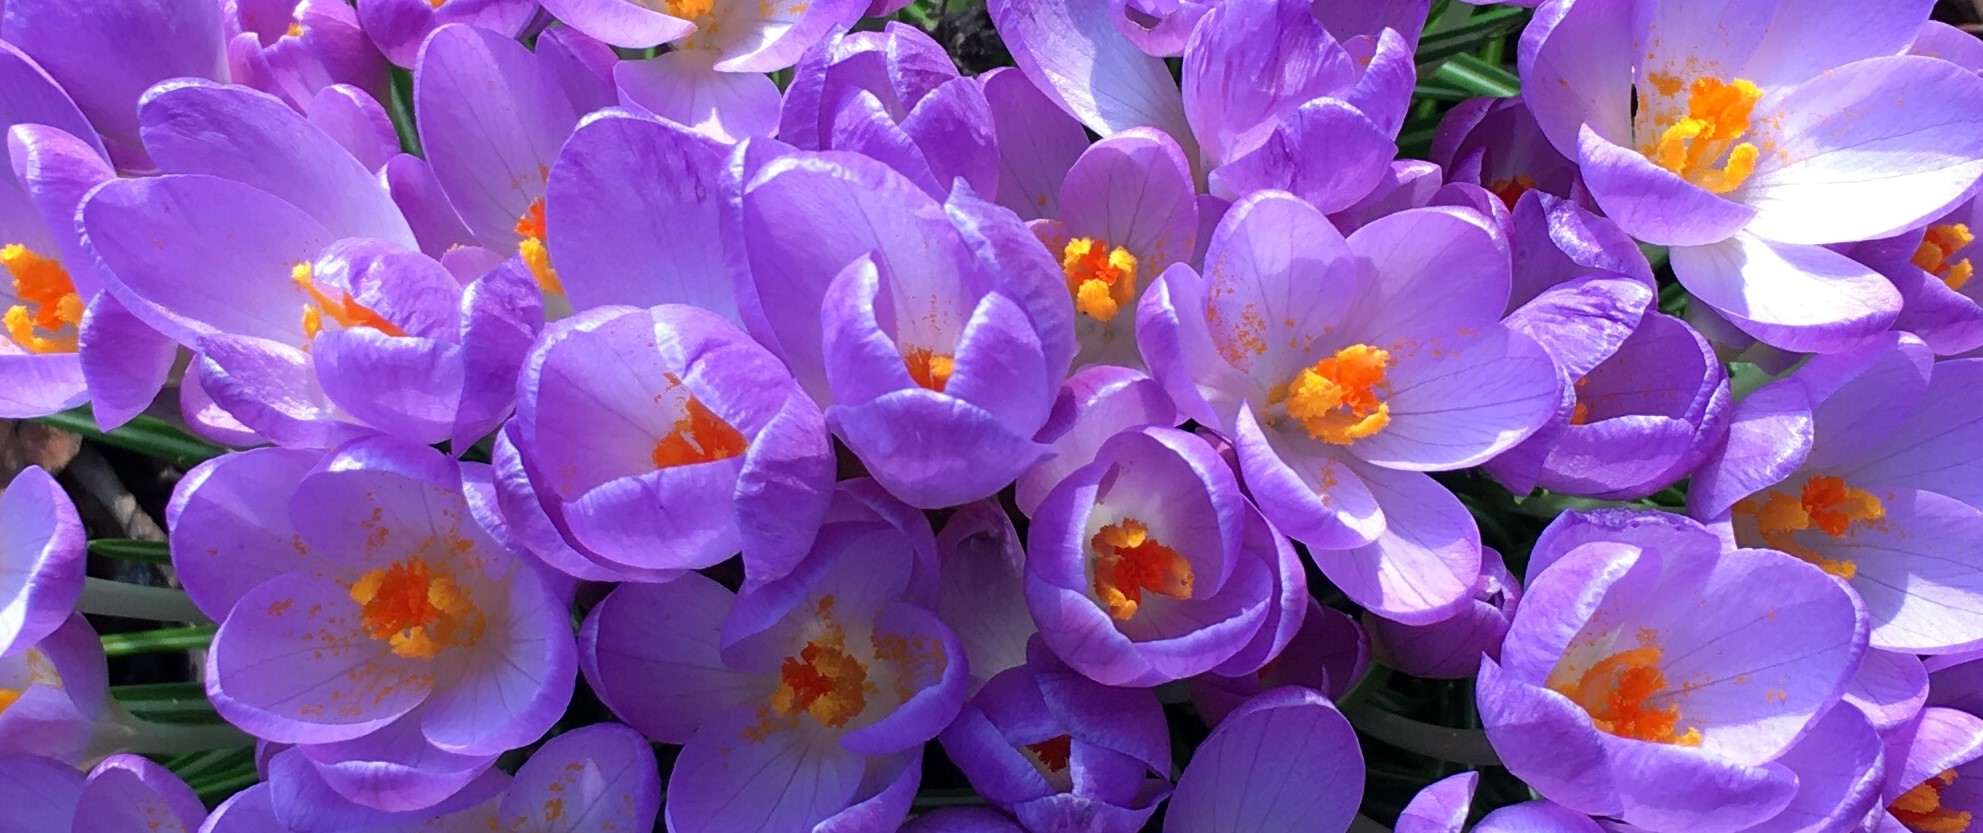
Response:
[[534, 0, 695, 50], [935, 502, 1037, 689], [536, 26, 620, 116], [167, 447, 323, 621], [1740, 705, 1884, 833], [829, 89, 945, 197], [307, 85, 399, 173], [0, 465, 81, 657], [1674, 231, 1903, 355], [736, 393, 835, 585], [840, 602, 970, 756], [1058, 128, 1198, 275], [1017, 365, 1178, 516], [313, 327, 463, 444], [1181, 0, 1353, 167], [664, 706, 866, 833], [138, 81, 414, 247], [902, 808, 1027, 833], [497, 723, 660, 833], [580, 576, 762, 745], [828, 389, 1053, 509], [615, 52, 782, 144], [1322, 464, 1481, 625], [547, 111, 736, 319], [280, 722, 505, 817], [943, 184, 1076, 385], [1844, 358, 1983, 507], [0, 753, 83, 831], [76, 293, 176, 431], [1516, 0, 1634, 158], [178, 362, 267, 447], [0, 43, 106, 165], [1502, 274, 1653, 380], [1475, 802, 1602, 833], [1687, 379, 1814, 519], [1234, 406, 1384, 551], [1575, 125, 1755, 248], [981, 68, 1087, 222], [1823, 489, 1983, 653], [899, 77, 1001, 199], [1845, 649, 1928, 735], [419, 569, 575, 757], [76, 755, 207, 833], [197, 335, 372, 450], [383, 154, 476, 258], [201, 784, 281, 833], [1209, 98, 1396, 215], [1164, 687, 1363, 833], [1344, 28, 1417, 137], [452, 260, 542, 450], [1397, 772, 1477, 833], [1351, 323, 1560, 471], [1508, 192, 1654, 309], [987, 0, 1194, 150], [1345, 205, 1510, 336]]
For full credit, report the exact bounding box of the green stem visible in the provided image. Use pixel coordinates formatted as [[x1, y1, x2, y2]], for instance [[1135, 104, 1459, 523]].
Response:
[[1344, 701, 1502, 767], [1433, 54, 1521, 98], [88, 539, 173, 566], [79, 578, 209, 623], [101, 624, 217, 656], [32, 407, 225, 469]]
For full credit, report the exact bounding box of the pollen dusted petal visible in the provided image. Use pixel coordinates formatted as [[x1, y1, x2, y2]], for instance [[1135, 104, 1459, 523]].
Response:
[[1735, 474, 1881, 579], [1280, 344, 1393, 445], [349, 556, 485, 660], [1061, 237, 1139, 324], [650, 395, 748, 469], [1554, 645, 1701, 747], [1, 244, 82, 354], [1089, 518, 1195, 620]]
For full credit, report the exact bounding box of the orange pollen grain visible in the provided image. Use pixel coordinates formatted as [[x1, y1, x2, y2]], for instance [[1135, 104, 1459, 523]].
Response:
[[515, 197, 564, 296], [770, 631, 870, 728], [650, 395, 747, 469], [1734, 474, 1881, 580], [1089, 518, 1194, 621], [1278, 344, 1393, 445], [286, 20, 304, 37], [1915, 223, 1975, 292], [0, 689, 19, 714], [1892, 770, 1972, 833], [1568, 376, 1593, 426], [1487, 174, 1536, 210], [1, 244, 82, 354], [1642, 76, 1762, 194], [1556, 646, 1701, 746], [1025, 734, 1073, 773], [665, 0, 717, 19], [293, 263, 406, 341], [1061, 237, 1139, 324], [348, 557, 483, 660], [903, 347, 955, 392]]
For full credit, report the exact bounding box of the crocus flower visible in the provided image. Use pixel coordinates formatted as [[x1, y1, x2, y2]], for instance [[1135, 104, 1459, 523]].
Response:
[[1691, 335, 1983, 654], [938, 640, 1172, 833], [225, 0, 391, 115], [1189, 601, 1369, 726], [979, 67, 1089, 224], [1367, 547, 1521, 680], [1868, 706, 1983, 833], [735, 151, 1069, 508], [1521, 0, 1983, 352], [1162, 687, 1364, 833], [1849, 648, 1930, 738], [1140, 191, 1560, 622], [0, 464, 82, 657], [355, 0, 541, 68], [1015, 365, 1179, 516], [0, 0, 227, 171], [0, 753, 209, 833], [0, 614, 108, 765], [223, 722, 661, 833], [176, 438, 575, 811], [510, 303, 833, 582], [1478, 509, 1867, 833], [987, 0, 1195, 158], [779, 24, 999, 199], [580, 481, 967, 833], [1431, 95, 1583, 211], [1852, 194, 1983, 357], [1027, 425, 1303, 686], [934, 500, 1036, 690]]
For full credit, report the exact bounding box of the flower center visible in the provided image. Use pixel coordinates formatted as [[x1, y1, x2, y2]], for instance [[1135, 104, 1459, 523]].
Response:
[[1893, 770, 1973, 833], [515, 193, 564, 297], [665, 0, 717, 18], [349, 557, 484, 660], [903, 347, 955, 392], [1061, 237, 1139, 325], [768, 611, 872, 730], [1916, 224, 1976, 292], [294, 262, 406, 341], [1641, 75, 1762, 194], [1554, 645, 1701, 746], [1568, 376, 1593, 426], [1024, 734, 1072, 773], [1487, 174, 1535, 209], [1090, 518, 1195, 621], [650, 395, 747, 469], [1733, 474, 1880, 580], [2, 244, 82, 354], [1277, 344, 1393, 445]]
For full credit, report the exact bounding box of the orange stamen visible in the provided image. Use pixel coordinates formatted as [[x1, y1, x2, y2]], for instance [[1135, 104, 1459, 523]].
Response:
[[1735, 474, 1880, 579], [515, 196, 564, 296], [1090, 518, 1195, 620], [903, 347, 955, 392], [1915, 224, 1976, 292], [1061, 237, 1139, 324], [294, 263, 406, 341], [1025, 735, 1073, 773], [1892, 770, 1973, 833], [769, 625, 870, 728], [349, 557, 484, 660], [1555, 646, 1701, 746], [1643, 76, 1763, 194], [650, 396, 747, 468], [1280, 344, 1393, 445], [2, 244, 82, 354], [1488, 174, 1536, 209]]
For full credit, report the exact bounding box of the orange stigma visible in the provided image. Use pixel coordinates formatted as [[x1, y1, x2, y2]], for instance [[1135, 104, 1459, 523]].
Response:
[[294, 263, 406, 341], [650, 395, 747, 469], [1279, 344, 1393, 445], [1915, 224, 1975, 292], [1735, 474, 1880, 579], [349, 557, 484, 660], [2, 244, 82, 354], [903, 347, 955, 392], [1642, 76, 1762, 194], [1893, 770, 1973, 833], [765, 607, 872, 731], [1090, 518, 1194, 621], [1061, 237, 1139, 324], [515, 196, 564, 296], [1568, 376, 1594, 425], [1556, 645, 1701, 746], [1488, 174, 1536, 209], [1025, 734, 1073, 774]]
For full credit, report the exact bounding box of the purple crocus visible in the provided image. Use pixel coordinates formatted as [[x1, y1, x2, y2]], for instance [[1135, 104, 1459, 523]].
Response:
[[934, 501, 1036, 690], [0, 753, 209, 833], [1692, 335, 1983, 654], [938, 640, 1172, 833], [0, 465, 82, 657], [1521, 0, 1983, 352], [1431, 95, 1584, 211], [510, 303, 834, 583], [1026, 425, 1303, 686], [1478, 509, 1867, 833], [225, 0, 391, 114], [1162, 687, 1365, 833], [355, 0, 541, 68], [1140, 191, 1560, 622], [1400, 775, 1616, 833], [176, 438, 575, 812], [580, 480, 967, 833], [1870, 706, 1983, 833], [0, 614, 109, 765], [1367, 547, 1521, 680], [735, 151, 1069, 508], [1189, 602, 1369, 726], [1852, 193, 1983, 357], [979, 67, 1089, 224], [1016, 365, 1179, 516]]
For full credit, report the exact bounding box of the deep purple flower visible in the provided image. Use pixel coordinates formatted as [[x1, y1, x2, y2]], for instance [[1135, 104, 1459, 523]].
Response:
[[1869, 706, 1983, 833], [1432, 96, 1584, 212], [175, 439, 576, 812], [938, 641, 1171, 833], [511, 303, 833, 583], [1162, 687, 1364, 833], [1141, 191, 1559, 622], [1367, 547, 1522, 680], [1522, 0, 1983, 352], [580, 481, 966, 833], [1026, 426, 1304, 686], [1479, 509, 1867, 833], [1692, 335, 1983, 653], [1189, 601, 1369, 726]]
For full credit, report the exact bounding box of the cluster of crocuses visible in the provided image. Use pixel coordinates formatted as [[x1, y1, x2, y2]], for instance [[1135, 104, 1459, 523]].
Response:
[[3, 0, 1983, 829]]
